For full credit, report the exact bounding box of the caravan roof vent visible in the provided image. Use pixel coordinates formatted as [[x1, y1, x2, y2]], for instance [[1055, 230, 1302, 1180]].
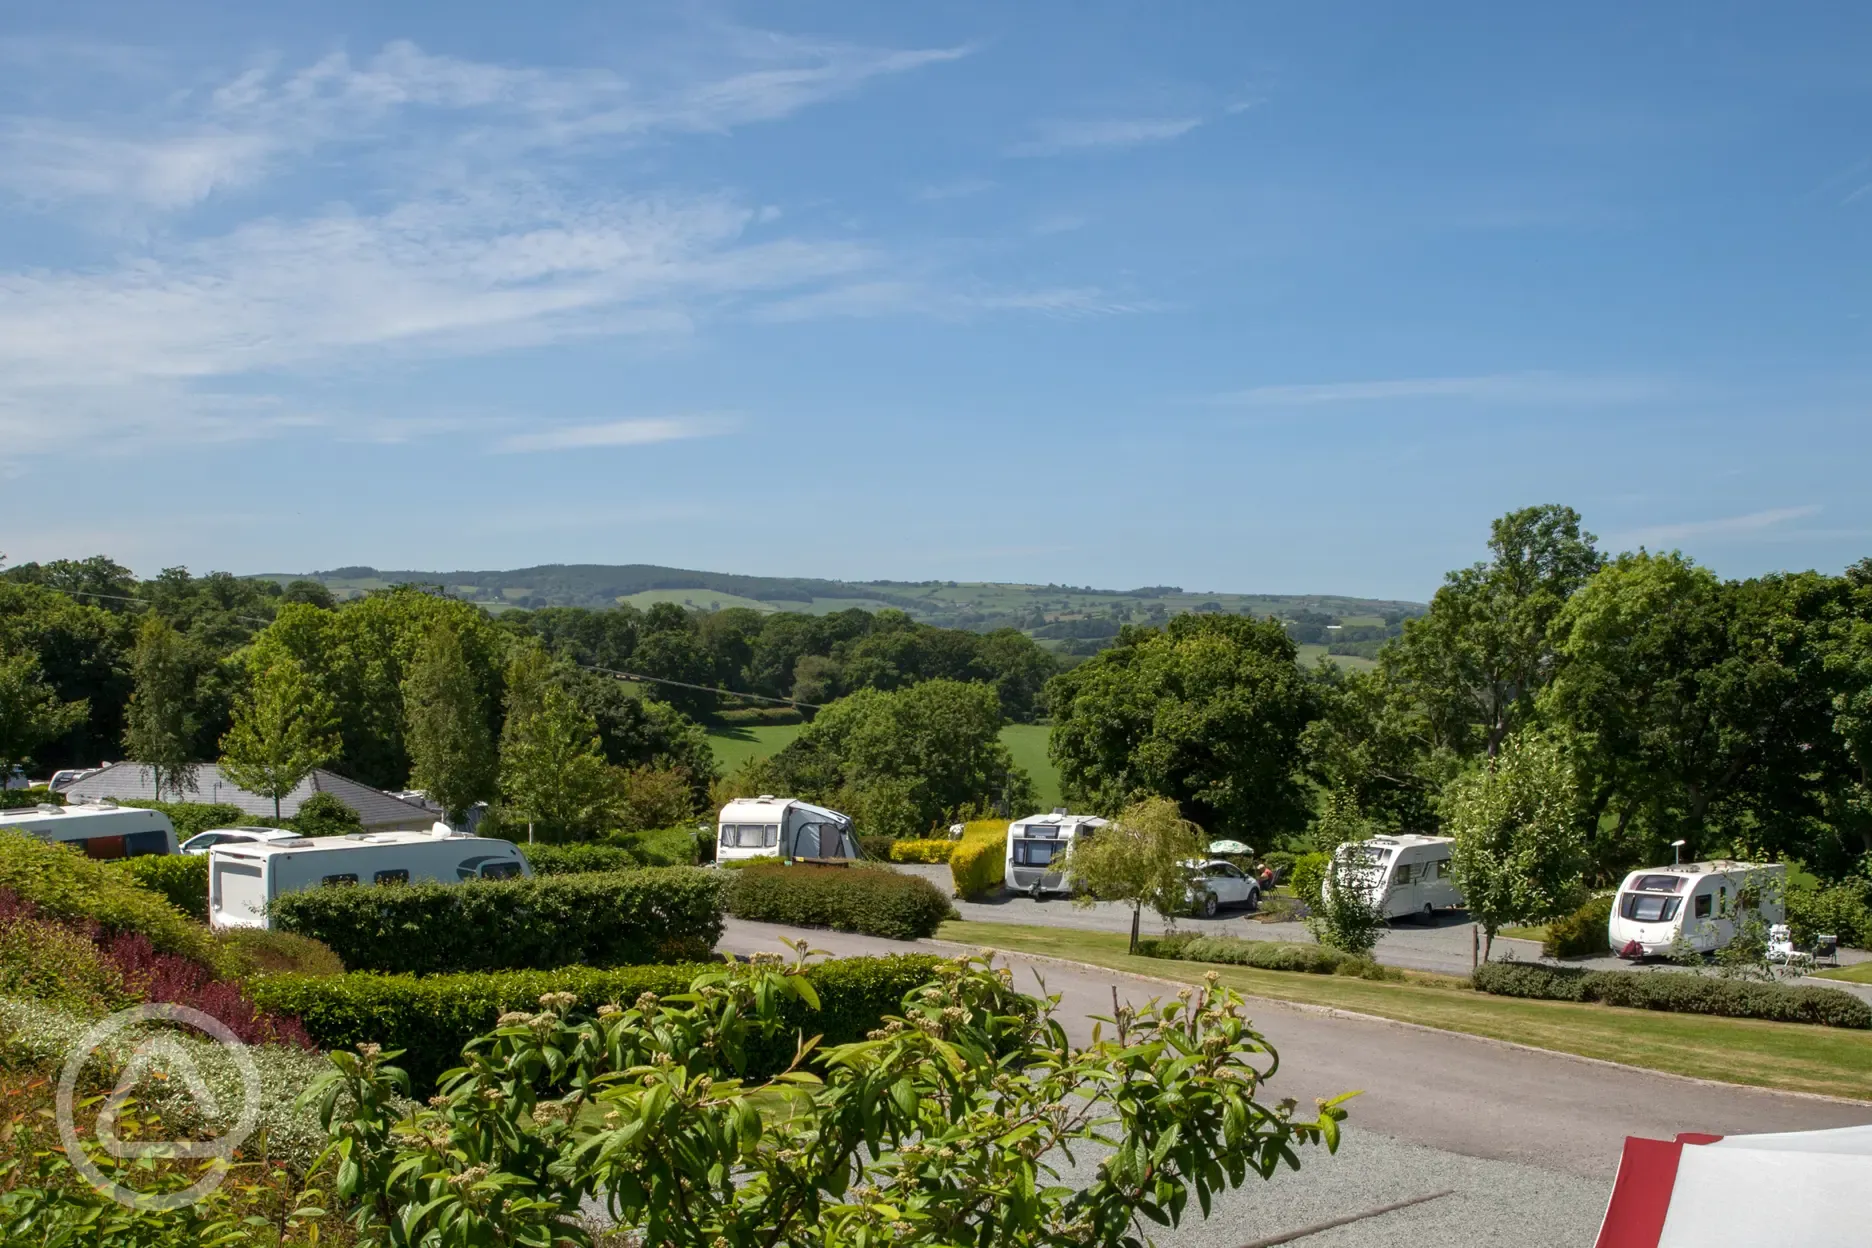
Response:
[[757, 794, 776, 801], [1052, 807, 1068, 816], [34, 803, 60, 814]]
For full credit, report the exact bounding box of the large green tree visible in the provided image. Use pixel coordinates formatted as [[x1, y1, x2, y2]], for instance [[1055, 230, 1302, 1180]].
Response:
[[1541, 553, 1835, 872], [499, 684, 616, 842], [1382, 504, 1603, 761], [1445, 732, 1589, 959], [0, 646, 88, 779], [218, 655, 342, 819], [767, 679, 1034, 837], [121, 614, 200, 799], [404, 614, 497, 821], [1819, 559, 1872, 862], [1045, 614, 1316, 841], [0, 581, 134, 770]]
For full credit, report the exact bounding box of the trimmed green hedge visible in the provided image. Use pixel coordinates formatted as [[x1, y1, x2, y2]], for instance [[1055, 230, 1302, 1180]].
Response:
[[0, 831, 218, 967], [111, 854, 210, 921], [0, 788, 63, 810], [520, 843, 639, 875], [888, 839, 956, 865], [1472, 961, 1872, 1029], [725, 865, 956, 940], [118, 800, 278, 839], [270, 868, 726, 975], [1542, 895, 1613, 959], [856, 835, 896, 861], [248, 953, 949, 1091], [1141, 932, 1400, 981]]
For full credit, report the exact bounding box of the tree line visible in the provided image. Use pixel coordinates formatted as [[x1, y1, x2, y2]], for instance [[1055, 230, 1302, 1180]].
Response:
[[1046, 504, 1872, 889]]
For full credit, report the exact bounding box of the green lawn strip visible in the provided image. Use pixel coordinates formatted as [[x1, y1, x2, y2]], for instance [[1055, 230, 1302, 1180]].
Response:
[[705, 722, 804, 773], [939, 920, 1872, 1101], [1498, 924, 1549, 943], [1813, 962, 1872, 985]]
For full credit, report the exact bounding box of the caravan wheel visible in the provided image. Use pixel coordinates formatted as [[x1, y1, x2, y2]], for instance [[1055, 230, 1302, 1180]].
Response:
[[1421, 903, 1435, 924]]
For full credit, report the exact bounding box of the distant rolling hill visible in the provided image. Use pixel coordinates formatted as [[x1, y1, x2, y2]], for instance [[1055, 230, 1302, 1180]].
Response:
[[258, 563, 1422, 663]]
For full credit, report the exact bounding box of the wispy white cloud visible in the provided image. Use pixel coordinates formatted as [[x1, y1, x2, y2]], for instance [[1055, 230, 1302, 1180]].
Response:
[[1212, 372, 1674, 407], [1009, 116, 1202, 157], [751, 281, 1149, 323], [494, 415, 731, 454], [1616, 505, 1822, 548], [0, 34, 1087, 457]]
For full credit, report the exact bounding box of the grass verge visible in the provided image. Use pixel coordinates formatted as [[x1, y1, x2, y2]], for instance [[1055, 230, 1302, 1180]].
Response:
[[938, 920, 1872, 1101], [1813, 961, 1872, 985]]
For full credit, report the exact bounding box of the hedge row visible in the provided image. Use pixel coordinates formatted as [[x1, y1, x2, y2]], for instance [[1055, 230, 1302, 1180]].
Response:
[[520, 843, 639, 875], [1472, 961, 1872, 1029], [112, 854, 210, 921], [271, 868, 725, 975], [888, 839, 956, 865], [1141, 932, 1401, 981], [248, 953, 949, 1091], [0, 831, 218, 967], [949, 821, 1009, 898], [724, 865, 955, 940]]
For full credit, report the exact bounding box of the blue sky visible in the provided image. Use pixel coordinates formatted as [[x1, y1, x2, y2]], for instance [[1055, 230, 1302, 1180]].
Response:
[[2, 2, 1867, 601]]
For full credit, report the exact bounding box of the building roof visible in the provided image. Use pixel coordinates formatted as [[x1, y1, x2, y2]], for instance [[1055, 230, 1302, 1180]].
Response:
[[60, 763, 437, 831]]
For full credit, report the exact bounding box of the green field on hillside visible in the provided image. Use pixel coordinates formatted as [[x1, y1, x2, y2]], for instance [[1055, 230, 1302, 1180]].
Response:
[[617, 588, 777, 613], [704, 720, 1066, 814], [1296, 643, 1377, 673]]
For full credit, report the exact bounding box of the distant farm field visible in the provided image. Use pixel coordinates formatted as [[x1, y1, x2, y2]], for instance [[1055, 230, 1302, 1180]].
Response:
[[703, 720, 1067, 814], [998, 723, 1062, 810], [1296, 643, 1378, 673], [617, 588, 777, 613]]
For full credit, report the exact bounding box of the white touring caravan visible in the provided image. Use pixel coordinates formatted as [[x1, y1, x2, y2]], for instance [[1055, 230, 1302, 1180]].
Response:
[[0, 801, 178, 859], [1608, 860, 1786, 959], [1326, 834, 1463, 921], [715, 796, 858, 864], [208, 829, 531, 930], [1005, 810, 1109, 898]]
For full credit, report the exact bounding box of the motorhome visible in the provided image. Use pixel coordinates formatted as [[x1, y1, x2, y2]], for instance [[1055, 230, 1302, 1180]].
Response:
[[1608, 860, 1786, 959], [0, 801, 178, 859], [1325, 834, 1463, 921], [1005, 810, 1109, 898], [208, 829, 531, 929], [714, 796, 858, 863]]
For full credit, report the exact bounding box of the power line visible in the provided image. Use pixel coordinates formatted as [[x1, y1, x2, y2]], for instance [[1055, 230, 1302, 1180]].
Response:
[[33, 587, 278, 628], [576, 663, 820, 710]]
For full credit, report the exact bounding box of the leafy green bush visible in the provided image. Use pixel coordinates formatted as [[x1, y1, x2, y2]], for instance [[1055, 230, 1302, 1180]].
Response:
[[0, 898, 132, 1014], [0, 787, 63, 810], [1785, 881, 1872, 949], [119, 800, 267, 839], [1141, 932, 1400, 981], [522, 842, 640, 875], [270, 868, 726, 975], [613, 824, 702, 867], [1543, 894, 1614, 959], [288, 792, 363, 837], [1261, 850, 1297, 882], [213, 927, 344, 978], [110, 853, 209, 921], [0, 831, 219, 967], [724, 864, 956, 939], [1289, 852, 1329, 906], [856, 834, 896, 860], [249, 953, 950, 1092], [948, 822, 1008, 898], [888, 838, 956, 864], [1471, 961, 1872, 1028], [718, 854, 779, 870]]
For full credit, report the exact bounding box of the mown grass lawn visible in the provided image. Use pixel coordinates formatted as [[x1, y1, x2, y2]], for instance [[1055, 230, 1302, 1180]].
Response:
[[997, 723, 1061, 810], [938, 920, 1872, 1102], [1814, 961, 1872, 985]]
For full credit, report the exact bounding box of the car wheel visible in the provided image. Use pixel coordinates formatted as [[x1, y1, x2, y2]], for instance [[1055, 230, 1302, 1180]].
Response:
[[1246, 888, 1260, 913], [1202, 891, 1218, 918]]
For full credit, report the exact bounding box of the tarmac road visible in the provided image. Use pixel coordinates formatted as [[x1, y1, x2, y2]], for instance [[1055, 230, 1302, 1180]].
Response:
[[719, 917, 1872, 1247]]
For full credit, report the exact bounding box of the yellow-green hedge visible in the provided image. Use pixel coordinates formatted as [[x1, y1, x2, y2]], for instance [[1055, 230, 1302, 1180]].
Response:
[[948, 820, 1008, 898], [888, 839, 957, 864]]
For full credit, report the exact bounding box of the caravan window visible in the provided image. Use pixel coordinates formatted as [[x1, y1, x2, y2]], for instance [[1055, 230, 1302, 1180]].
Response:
[[725, 824, 772, 849], [1633, 875, 1685, 894], [481, 861, 522, 880], [1694, 894, 1712, 919], [321, 873, 358, 887], [1013, 839, 1064, 867], [374, 869, 409, 886], [1621, 893, 1681, 923], [763, 824, 778, 848]]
